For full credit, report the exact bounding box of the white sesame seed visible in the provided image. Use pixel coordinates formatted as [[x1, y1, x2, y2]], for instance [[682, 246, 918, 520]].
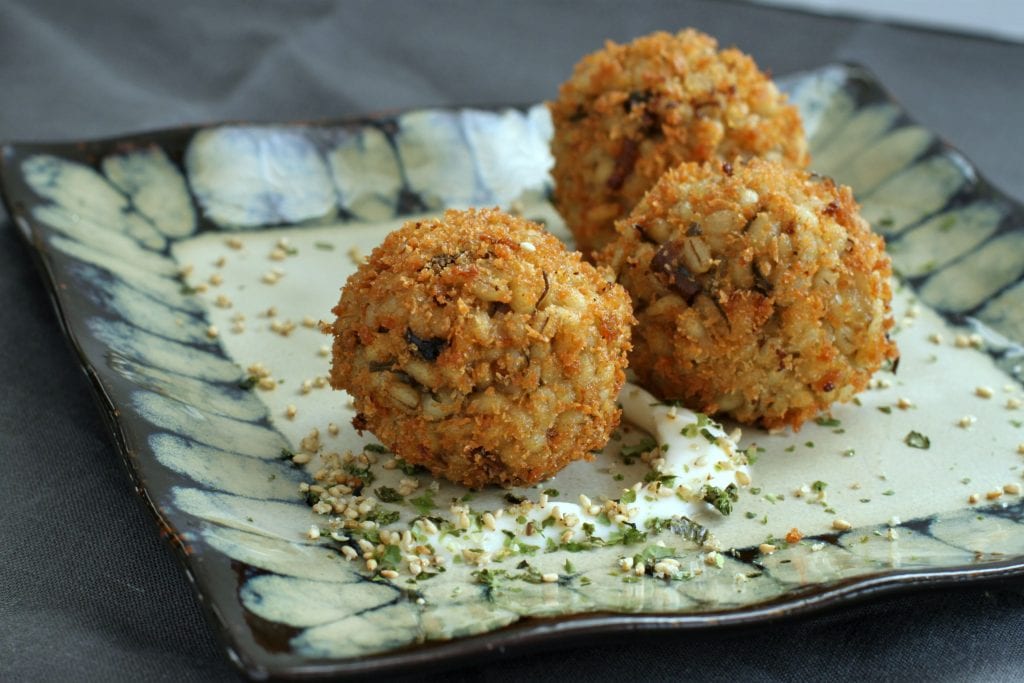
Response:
[[285, 404, 297, 420], [758, 543, 776, 555], [986, 489, 1003, 501], [208, 273, 223, 286], [231, 322, 245, 334], [178, 264, 194, 278], [634, 564, 646, 576], [206, 325, 219, 339], [1007, 398, 1022, 410], [226, 237, 244, 250], [481, 512, 497, 531], [886, 528, 899, 541], [519, 241, 537, 252], [832, 519, 853, 532], [341, 545, 357, 560], [379, 569, 399, 579], [896, 397, 913, 410], [261, 272, 280, 284], [365, 559, 378, 572], [975, 386, 994, 399], [269, 247, 287, 261], [579, 494, 592, 509], [1005, 483, 1021, 495], [619, 557, 634, 571], [968, 493, 980, 504], [735, 470, 751, 486], [318, 345, 331, 357], [306, 525, 320, 540], [888, 516, 901, 527], [969, 333, 984, 348], [928, 332, 943, 345], [539, 493, 549, 507], [328, 423, 340, 436], [1017, 443, 1024, 455], [541, 572, 558, 583], [302, 316, 317, 328], [958, 415, 977, 428], [214, 294, 232, 308], [291, 452, 311, 465]]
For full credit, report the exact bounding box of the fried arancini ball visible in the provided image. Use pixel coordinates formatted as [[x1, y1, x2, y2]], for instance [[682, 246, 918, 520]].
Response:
[[597, 158, 897, 430], [329, 208, 633, 488], [550, 29, 809, 254]]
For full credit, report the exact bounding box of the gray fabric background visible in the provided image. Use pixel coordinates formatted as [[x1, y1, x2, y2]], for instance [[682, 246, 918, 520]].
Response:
[[1, 1, 1022, 680]]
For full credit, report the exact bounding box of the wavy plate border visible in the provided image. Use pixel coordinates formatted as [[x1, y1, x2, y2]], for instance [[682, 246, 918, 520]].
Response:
[[2, 63, 1024, 679]]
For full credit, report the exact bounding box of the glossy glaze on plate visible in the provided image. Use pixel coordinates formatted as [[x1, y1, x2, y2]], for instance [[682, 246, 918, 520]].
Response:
[[2, 64, 1024, 679]]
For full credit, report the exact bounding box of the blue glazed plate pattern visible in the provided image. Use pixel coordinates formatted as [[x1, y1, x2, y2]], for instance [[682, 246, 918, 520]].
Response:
[[2, 64, 1024, 679]]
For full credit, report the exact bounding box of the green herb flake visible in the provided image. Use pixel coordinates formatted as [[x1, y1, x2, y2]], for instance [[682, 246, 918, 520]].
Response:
[[543, 488, 560, 497], [620, 489, 637, 504], [238, 375, 259, 390], [409, 491, 436, 515], [364, 443, 390, 454], [374, 486, 403, 503], [842, 448, 856, 457], [882, 489, 895, 496], [369, 508, 401, 526], [904, 431, 931, 450], [811, 480, 828, 493], [564, 559, 575, 573], [700, 484, 737, 516], [877, 406, 893, 414], [814, 415, 841, 428], [314, 241, 335, 251]]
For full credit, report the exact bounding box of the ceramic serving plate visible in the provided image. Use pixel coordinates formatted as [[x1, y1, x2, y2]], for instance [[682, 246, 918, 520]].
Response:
[[3, 64, 1024, 680]]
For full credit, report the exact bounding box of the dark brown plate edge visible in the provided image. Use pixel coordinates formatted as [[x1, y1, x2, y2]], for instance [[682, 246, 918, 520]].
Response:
[[2, 61, 1024, 681]]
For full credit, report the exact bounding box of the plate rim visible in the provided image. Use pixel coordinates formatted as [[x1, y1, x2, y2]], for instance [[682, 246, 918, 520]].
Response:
[[3, 60, 1024, 680]]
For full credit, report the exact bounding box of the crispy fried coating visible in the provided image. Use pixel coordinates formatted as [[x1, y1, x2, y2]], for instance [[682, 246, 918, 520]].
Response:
[[549, 29, 809, 254], [329, 208, 633, 488], [597, 158, 897, 429]]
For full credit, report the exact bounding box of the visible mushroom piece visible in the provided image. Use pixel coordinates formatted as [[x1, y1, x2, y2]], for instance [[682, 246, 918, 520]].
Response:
[[405, 328, 447, 361], [651, 241, 702, 304]]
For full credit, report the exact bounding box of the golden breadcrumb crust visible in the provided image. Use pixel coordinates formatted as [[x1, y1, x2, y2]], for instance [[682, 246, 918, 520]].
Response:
[[550, 29, 809, 254], [329, 208, 634, 488], [597, 158, 897, 429]]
